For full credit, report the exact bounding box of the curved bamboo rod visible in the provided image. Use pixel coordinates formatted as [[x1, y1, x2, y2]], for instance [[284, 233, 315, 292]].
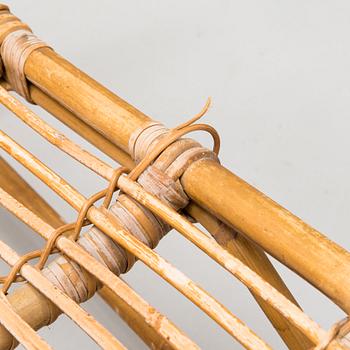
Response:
[[0, 293, 52, 350], [0, 130, 271, 350], [0, 240, 126, 350], [20, 83, 310, 349], [0, 157, 194, 350]]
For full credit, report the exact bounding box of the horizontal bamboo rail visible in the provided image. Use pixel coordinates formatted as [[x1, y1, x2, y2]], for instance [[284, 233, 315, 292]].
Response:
[[0, 157, 189, 350], [19, 38, 350, 314], [27, 84, 310, 350]]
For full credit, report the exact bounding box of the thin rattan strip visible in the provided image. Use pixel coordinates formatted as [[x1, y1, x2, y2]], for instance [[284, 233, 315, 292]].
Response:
[[1, 29, 51, 102], [0, 166, 127, 295]]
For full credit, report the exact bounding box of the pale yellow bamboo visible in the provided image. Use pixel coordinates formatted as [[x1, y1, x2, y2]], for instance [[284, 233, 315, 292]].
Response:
[[0, 294, 52, 350], [22, 39, 350, 314], [0, 91, 330, 348], [27, 84, 310, 350], [0, 240, 126, 350], [0, 130, 271, 349], [0, 157, 194, 350], [0, 187, 199, 350]]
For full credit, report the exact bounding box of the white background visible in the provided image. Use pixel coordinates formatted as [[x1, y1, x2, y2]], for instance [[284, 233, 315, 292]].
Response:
[[0, 1, 349, 348]]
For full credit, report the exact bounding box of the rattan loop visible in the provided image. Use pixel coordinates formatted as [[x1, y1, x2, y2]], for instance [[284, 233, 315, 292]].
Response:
[[128, 123, 220, 181], [73, 192, 105, 241], [102, 167, 129, 208], [35, 223, 76, 270], [2, 250, 41, 294]]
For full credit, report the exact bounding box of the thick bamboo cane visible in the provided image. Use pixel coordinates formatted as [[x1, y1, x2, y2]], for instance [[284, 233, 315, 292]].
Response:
[[0, 88, 312, 348], [17, 33, 350, 313], [0, 131, 272, 349], [0, 158, 197, 350], [0, 124, 349, 349], [27, 84, 311, 350]]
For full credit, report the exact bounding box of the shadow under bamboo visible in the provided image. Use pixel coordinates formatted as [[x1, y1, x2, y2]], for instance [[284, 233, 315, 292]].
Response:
[[28, 84, 310, 350]]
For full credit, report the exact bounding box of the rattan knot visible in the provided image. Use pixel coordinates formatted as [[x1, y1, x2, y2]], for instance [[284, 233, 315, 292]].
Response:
[[1, 29, 51, 102]]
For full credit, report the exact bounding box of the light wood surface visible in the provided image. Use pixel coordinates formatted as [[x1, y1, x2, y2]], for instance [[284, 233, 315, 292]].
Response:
[[27, 84, 309, 350]]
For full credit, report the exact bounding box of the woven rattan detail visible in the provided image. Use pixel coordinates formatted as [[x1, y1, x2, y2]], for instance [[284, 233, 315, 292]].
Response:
[[1, 29, 51, 102]]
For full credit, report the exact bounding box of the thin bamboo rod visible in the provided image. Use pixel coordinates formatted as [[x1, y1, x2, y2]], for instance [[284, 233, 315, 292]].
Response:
[[0, 158, 196, 350], [185, 202, 313, 349], [0, 131, 271, 349], [0, 293, 52, 350], [0, 240, 127, 350], [0, 156, 64, 228], [7, 84, 313, 349], [20, 40, 350, 312], [0, 90, 315, 345], [0, 187, 199, 350]]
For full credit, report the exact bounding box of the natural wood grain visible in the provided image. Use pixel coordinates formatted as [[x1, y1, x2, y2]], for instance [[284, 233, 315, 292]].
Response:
[[0, 128, 272, 350], [21, 43, 350, 314], [0, 159, 196, 350], [0, 127, 348, 350], [26, 84, 309, 349]]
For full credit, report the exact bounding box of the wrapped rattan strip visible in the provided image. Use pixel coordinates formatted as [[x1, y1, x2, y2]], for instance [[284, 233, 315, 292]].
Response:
[[0, 187, 199, 350], [0, 130, 271, 349], [1, 30, 51, 102], [0, 86, 346, 349], [26, 85, 311, 350]]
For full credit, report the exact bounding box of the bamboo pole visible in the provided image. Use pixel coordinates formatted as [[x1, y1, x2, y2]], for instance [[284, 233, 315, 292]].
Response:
[[27, 84, 310, 350], [185, 203, 314, 348], [0, 130, 271, 349], [0, 240, 127, 350], [0, 187, 199, 350], [0, 4, 348, 344], [0, 293, 52, 350], [0, 156, 64, 228], [18, 38, 350, 313], [0, 123, 347, 350], [0, 88, 313, 347]]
